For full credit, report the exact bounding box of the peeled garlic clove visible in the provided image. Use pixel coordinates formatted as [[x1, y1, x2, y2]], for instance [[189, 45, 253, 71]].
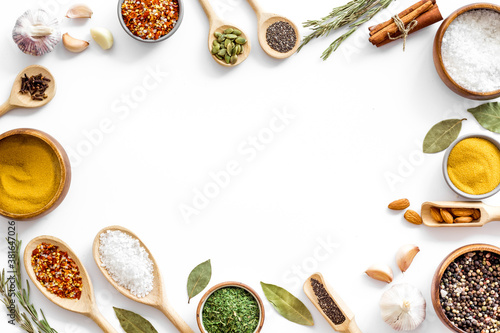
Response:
[[380, 283, 426, 330], [66, 4, 93, 18], [396, 244, 420, 273], [62, 33, 89, 53], [90, 27, 113, 50], [365, 264, 393, 283]]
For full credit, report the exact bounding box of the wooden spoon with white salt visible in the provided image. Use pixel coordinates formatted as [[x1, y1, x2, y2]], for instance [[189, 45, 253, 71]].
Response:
[[93, 225, 194, 333]]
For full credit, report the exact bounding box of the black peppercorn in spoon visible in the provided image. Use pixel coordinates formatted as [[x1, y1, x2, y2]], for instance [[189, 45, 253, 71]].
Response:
[[245, 0, 300, 59]]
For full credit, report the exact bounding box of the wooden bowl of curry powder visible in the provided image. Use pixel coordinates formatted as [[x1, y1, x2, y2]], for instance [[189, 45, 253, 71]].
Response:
[[0, 128, 71, 220]]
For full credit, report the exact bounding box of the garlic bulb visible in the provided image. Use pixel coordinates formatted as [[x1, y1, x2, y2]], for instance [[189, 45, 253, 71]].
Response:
[[12, 9, 60, 56], [380, 284, 426, 331]]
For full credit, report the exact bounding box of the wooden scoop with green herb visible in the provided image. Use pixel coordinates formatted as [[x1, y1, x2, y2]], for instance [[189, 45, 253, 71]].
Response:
[[303, 273, 362, 332]]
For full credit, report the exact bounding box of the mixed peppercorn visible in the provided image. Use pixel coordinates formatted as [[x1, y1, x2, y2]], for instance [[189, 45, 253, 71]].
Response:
[[31, 243, 83, 300], [121, 0, 180, 40], [440, 251, 500, 332]]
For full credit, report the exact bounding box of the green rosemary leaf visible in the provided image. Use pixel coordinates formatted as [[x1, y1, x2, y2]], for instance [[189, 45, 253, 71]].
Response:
[[423, 119, 465, 153], [468, 102, 500, 133], [114, 307, 159, 333], [187, 259, 211, 304]]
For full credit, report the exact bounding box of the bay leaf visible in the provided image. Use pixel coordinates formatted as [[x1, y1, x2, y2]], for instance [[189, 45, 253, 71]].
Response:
[[113, 307, 158, 333], [423, 118, 465, 153], [260, 282, 314, 326], [468, 102, 500, 133], [187, 259, 211, 304]]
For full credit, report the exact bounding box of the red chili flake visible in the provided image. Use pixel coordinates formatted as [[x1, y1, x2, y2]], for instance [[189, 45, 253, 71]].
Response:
[[31, 243, 83, 300], [121, 0, 180, 40]]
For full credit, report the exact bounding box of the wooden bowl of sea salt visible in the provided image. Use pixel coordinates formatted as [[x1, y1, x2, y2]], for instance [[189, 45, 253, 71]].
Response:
[[433, 3, 500, 100]]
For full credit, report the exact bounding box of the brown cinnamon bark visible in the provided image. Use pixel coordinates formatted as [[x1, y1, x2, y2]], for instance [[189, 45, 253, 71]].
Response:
[[369, 1, 434, 45], [369, 0, 436, 35], [375, 5, 443, 47]]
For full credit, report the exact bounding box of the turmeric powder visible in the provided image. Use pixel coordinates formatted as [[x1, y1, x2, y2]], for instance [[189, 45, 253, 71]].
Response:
[[447, 137, 500, 195], [0, 134, 61, 214]]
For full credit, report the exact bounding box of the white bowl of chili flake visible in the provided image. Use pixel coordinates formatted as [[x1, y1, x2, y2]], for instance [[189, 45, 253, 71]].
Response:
[[118, 0, 183, 42]]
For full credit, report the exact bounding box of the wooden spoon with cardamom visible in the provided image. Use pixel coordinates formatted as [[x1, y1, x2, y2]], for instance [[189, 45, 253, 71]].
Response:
[[93, 226, 194, 333], [421, 201, 500, 227], [0, 65, 56, 118], [303, 273, 362, 333], [24, 235, 118, 333]]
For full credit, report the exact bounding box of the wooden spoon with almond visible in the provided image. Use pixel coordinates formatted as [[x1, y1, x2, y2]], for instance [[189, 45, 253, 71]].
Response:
[[421, 201, 500, 227], [24, 236, 118, 333]]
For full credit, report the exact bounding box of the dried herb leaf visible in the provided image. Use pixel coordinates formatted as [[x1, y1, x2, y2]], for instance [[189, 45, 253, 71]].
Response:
[[468, 102, 500, 133], [423, 119, 465, 153], [113, 307, 158, 333], [260, 282, 314, 326], [187, 259, 211, 304]]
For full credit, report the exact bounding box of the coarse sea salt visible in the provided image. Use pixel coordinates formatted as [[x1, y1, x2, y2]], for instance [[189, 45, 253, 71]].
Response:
[[441, 9, 500, 93], [99, 230, 154, 297]]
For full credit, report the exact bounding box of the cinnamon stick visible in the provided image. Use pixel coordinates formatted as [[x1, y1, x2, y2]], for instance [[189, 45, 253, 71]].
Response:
[[369, 1, 434, 45], [369, 0, 436, 35], [375, 5, 443, 47]]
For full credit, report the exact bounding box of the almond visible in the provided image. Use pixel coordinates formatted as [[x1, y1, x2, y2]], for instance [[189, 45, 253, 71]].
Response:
[[440, 209, 454, 224], [430, 207, 443, 222], [404, 210, 422, 225], [388, 198, 410, 210], [451, 208, 475, 217], [454, 216, 473, 223], [472, 209, 481, 220]]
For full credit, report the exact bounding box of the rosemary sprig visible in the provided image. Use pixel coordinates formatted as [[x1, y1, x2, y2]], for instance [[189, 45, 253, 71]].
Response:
[[0, 234, 58, 333], [298, 0, 395, 60]]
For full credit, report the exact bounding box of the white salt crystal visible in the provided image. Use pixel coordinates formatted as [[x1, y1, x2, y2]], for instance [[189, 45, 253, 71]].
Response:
[[99, 230, 154, 297], [441, 9, 500, 93]]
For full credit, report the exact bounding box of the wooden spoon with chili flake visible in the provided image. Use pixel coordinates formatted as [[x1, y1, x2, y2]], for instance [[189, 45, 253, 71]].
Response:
[[421, 201, 500, 227], [93, 225, 195, 333], [24, 235, 118, 333], [0, 65, 56, 118], [197, 0, 251, 67], [303, 273, 362, 333], [245, 0, 300, 59]]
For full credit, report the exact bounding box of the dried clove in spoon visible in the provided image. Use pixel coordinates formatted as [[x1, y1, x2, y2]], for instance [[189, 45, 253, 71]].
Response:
[[19, 73, 51, 101]]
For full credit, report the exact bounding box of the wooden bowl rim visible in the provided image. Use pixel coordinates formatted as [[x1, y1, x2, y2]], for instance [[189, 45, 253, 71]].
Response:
[[431, 243, 500, 333], [196, 281, 265, 333], [434, 3, 500, 99], [0, 128, 71, 220]]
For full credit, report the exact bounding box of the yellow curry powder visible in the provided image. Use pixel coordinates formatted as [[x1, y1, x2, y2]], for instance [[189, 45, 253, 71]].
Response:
[[447, 138, 500, 195], [0, 135, 61, 214]]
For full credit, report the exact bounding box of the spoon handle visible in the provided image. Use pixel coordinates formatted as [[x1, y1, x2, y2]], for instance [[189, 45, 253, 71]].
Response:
[[245, 0, 264, 20], [485, 205, 500, 223], [346, 319, 363, 333], [89, 310, 119, 333], [158, 302, 195, 333], [198, 0, 217, 23], [0, 101, 13, 117]]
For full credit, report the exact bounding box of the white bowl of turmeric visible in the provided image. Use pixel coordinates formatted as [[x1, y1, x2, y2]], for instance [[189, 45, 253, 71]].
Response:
[[443, 134, 500, 199], [0, 129, 71, 221]]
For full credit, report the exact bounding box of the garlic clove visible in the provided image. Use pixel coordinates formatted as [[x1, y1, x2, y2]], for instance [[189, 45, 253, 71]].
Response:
[[66, 5, 93, 19], [365, 264, 393, 283], [90, 27, 113, 50], [380, 283, 426, 331], [62, 33, 89, 53], [396, 244, 420, 273]]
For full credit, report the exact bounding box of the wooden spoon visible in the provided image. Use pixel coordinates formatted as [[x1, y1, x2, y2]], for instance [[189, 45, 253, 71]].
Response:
[[303, 273, 362, 333], [0, 65, 56, 118], [246, 0, 300, 59], [24, 236, 118, 333], [93, 226, 194, 333], [421, 201, 500, 227], [198, 0, 251, 67]]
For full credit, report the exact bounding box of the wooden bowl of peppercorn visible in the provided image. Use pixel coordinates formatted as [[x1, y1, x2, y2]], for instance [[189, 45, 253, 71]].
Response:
[[431, 244, 500, 333]]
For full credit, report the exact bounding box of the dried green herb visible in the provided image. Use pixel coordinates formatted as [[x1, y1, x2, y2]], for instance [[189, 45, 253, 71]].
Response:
[[423, 119, 466, 153], [260, 282, 314, 326], [468, 102, 500, 134], [187, 259, 211, 304], [0, 234, 58, 333], [298, 0, 395, 60], [113, 307, 158, 333], [202, 286, 260, 333]]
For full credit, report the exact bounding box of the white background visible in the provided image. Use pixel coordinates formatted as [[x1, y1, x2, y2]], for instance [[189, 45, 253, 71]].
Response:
[[1, 0, 500, 332]]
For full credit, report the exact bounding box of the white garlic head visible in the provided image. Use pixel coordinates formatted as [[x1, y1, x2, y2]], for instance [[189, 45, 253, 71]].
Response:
[[380, 283, 426, 331], [13, 9, 61, 56]]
